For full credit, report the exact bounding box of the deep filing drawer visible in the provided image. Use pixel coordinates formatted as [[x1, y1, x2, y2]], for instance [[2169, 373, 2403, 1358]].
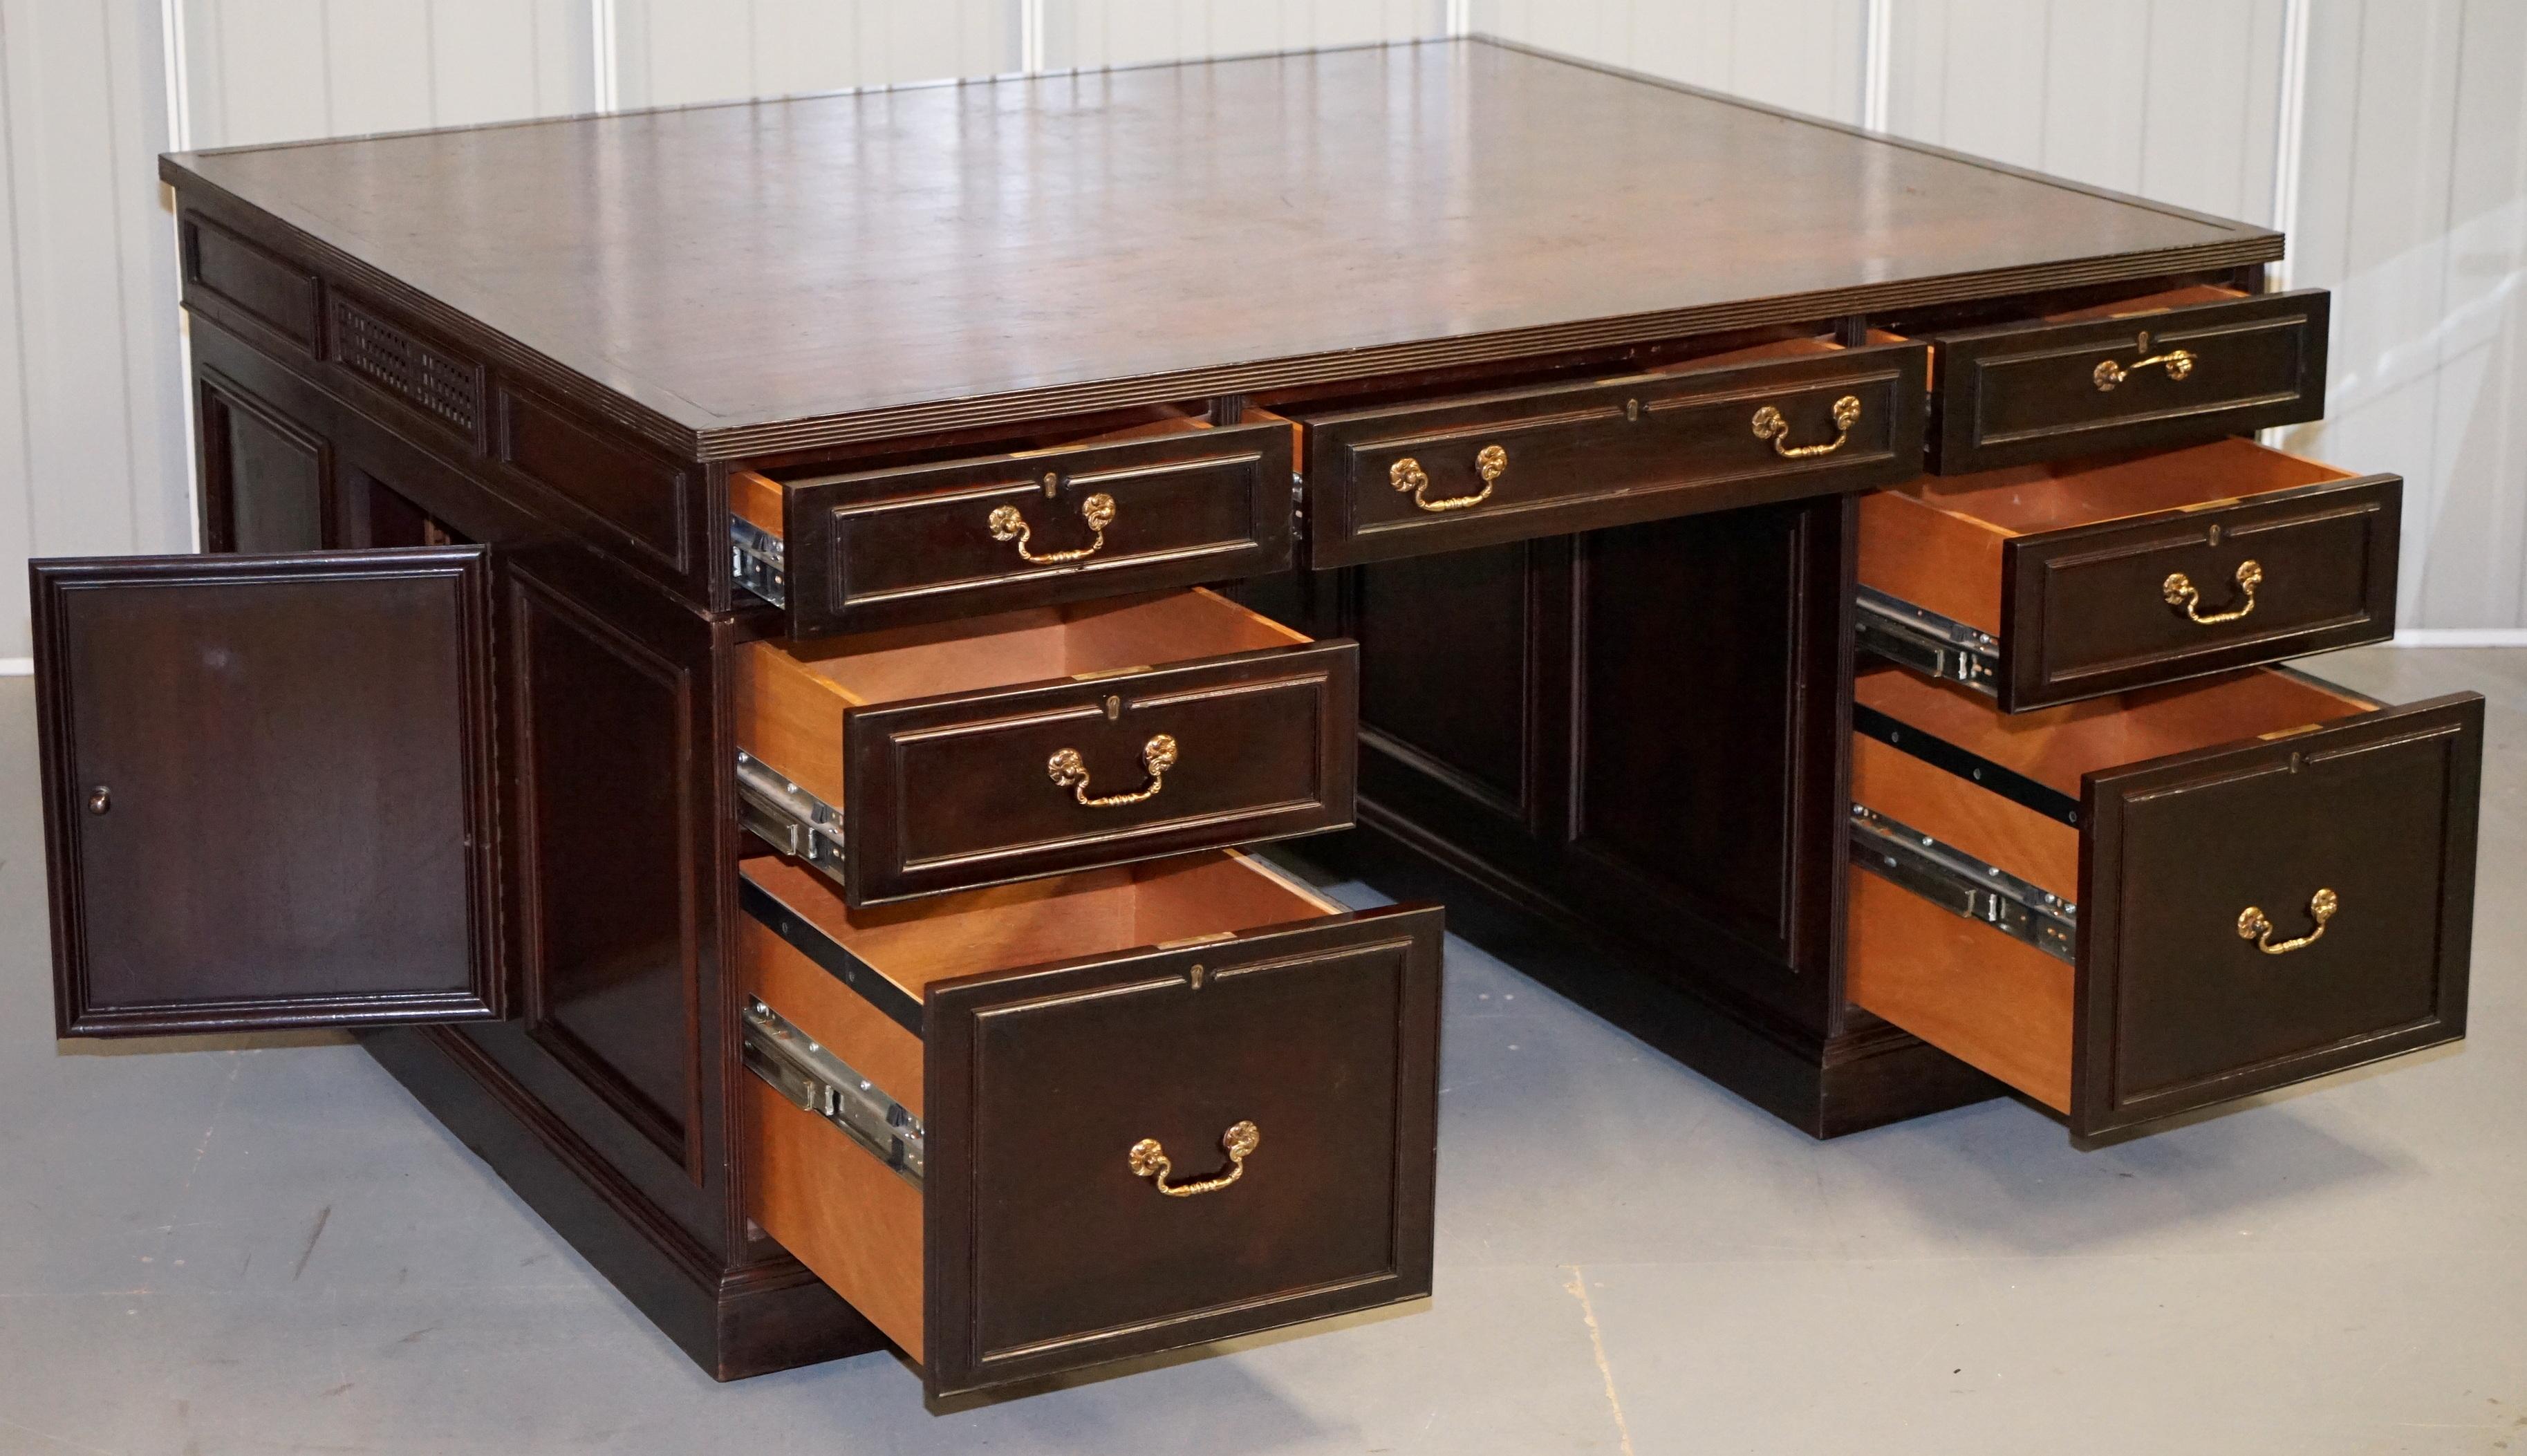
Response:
[[735, 405, 1298, 637], [1928, 285, 2330, 473], [1857, 437, 2400, 710], [737, 848, 1444, 1399], [1289, 337, 1928, 567], [1844, 665, 2480, 1140], [737, 588, 1356, 906]]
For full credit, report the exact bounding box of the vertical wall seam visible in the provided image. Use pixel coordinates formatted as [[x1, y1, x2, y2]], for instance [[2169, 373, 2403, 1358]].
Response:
[[1446, 0, 1471, 39], [1861, 0, 1891, 131], [100, 2, 144, 549], [2268, 0, 2309, 258], [590, 0, 617, 111], [1020, 0, 1043, 73], [162, 0, 199, 547], [0, 3, 38, 571]]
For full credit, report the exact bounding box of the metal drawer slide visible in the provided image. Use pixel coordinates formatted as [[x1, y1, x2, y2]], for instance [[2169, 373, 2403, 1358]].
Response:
[[733, 517, 786, 608], [1849, 803, 2076, 963], [1856, 587, 1999, 696], [742, 996, 924, 1187], [736, 749, 846, 883]]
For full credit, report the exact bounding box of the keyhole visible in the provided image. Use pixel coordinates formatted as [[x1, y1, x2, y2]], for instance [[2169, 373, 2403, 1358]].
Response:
[[1041, 472, 1061, 498], [86, 785, 111, 816]]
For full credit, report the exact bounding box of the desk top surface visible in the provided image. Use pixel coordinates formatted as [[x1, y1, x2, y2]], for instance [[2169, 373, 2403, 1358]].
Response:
[[168, 39, 2281, 459]]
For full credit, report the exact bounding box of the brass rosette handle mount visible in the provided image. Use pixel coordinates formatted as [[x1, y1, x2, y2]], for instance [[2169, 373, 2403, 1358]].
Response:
[[1751, 395, 1863, 458], [2094, 329, 2197, 391], [1047, 732, 1178, 808], [1390, 443, 1508, 513], [2164, 559, 2262, 625], [2238, 888, 2338, 955], [1128, 1121, 1261, 1197], [989, 491, 1118, 565]]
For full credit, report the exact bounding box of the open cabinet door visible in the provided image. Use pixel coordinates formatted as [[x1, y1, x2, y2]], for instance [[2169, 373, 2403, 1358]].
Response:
[[32, 547, 503, 1036]]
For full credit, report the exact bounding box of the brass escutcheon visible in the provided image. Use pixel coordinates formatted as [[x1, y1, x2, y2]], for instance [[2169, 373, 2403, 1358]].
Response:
[[1047, 732, 1177, 808], [2093, 330, 2198, 391], [1128, 1120, 1261, 1197], [2164, 559, 2262, 624], [1390, 444, 1507, 512], [988, 491, 1117, 564], [1751, 395, 1863, 458], [2237, 888, 2338, 955]]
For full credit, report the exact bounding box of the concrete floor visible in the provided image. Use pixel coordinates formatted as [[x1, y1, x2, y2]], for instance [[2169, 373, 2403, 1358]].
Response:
[[3, 645, 2523, 1455]]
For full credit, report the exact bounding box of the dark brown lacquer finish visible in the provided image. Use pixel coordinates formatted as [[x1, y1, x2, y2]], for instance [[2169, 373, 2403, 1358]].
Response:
[[182, 216, 321, 353], [2004, 474, 2400, 709], [843, 642, 1356, 906], [198, 371, 331, 554], [1298, 341, 1927, 566], [1930, 288, 2329, 472], [164, 42, 2276, 460], [924, 902, 1443, 1397], [32, 548, 503, 1036], [779, 420, 1295, 637], [2078, 693, 2481, 1137]]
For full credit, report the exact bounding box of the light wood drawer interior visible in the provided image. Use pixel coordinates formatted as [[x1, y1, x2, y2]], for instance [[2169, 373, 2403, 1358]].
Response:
[[1858, 437, 2400, 709], [739, 847, 1443, 1396], [1848, 664, 2479, 1138], [738, 587, 1358, 906]]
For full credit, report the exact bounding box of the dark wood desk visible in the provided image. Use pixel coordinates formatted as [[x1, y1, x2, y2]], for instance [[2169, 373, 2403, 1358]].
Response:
[[26, 39, 2479, 1402]]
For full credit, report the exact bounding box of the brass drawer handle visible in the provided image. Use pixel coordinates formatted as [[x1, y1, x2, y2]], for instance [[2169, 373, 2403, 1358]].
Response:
[[2238, 888, 2338, 955], [1047, 732, 1177, 808], [1390, 443, 1507, 512], [1751, 395, 1862, 458], [988, 491, 1117, 564], [2093, 330, 2197, 391], [2163, 559, 2262, 624], [1129, 1120, 1260, 1197]]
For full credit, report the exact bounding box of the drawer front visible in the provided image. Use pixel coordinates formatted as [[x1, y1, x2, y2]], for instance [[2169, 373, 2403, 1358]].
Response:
[[1930, 288, 2329, 473], [2077, 692, 2481, 1137], [841, 642, 1357, 904], [2004, 473, 2401, 709], [785, 420, 1295, 637], [923, 901, 1444, 1397], [1300, 342, 1927, 567]]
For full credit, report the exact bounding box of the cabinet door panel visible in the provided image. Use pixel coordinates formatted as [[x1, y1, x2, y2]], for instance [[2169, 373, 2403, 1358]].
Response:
[[32, 548, 503, 1035]]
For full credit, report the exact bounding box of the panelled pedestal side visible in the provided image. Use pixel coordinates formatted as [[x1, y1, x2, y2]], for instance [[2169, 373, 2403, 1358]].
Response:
[[35, 314, 886, 1379]]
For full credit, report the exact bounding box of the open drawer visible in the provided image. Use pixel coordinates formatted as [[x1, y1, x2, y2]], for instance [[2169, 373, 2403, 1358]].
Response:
[[1282, 332, 1928, 567], [1858, 437, 2401, 710], [738, 587, 1357, 906], [1846, 664, 2481, 1139], [733, 403, 1298, 637], [1926, 283, 2330, 473], [737, 848, 1444, 1399]]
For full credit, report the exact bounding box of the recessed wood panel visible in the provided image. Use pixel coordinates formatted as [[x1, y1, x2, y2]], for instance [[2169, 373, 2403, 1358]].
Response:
[[512, 571, 702, 1173], [198, 373, 328, 555], [1576, 505, 1803, 951], [1356, 543, 1533, 814]]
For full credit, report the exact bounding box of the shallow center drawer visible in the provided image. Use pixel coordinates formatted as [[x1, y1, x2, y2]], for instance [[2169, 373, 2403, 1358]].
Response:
[[1926, 283, 2330, 473], [737, 848, 1444, 1399], [1858, 437, 2401, 709], [1283, 333, 1928, 567], [1845, 664, 2481, 1140], [738, 587, 1358, 906], [734, 403, 1298, 637]]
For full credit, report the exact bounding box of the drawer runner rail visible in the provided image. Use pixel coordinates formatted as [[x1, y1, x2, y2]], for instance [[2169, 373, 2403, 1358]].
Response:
[[732, 517, 787, 608], [1856, 587, 1999, 696], [742, 996, 926, 1187], [1849, 803, 2077, 963], [736, 750, 846, 881]]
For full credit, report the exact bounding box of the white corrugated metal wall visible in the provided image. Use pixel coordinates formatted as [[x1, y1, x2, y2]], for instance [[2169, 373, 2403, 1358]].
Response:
[[3, 0, 2520, 670]]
